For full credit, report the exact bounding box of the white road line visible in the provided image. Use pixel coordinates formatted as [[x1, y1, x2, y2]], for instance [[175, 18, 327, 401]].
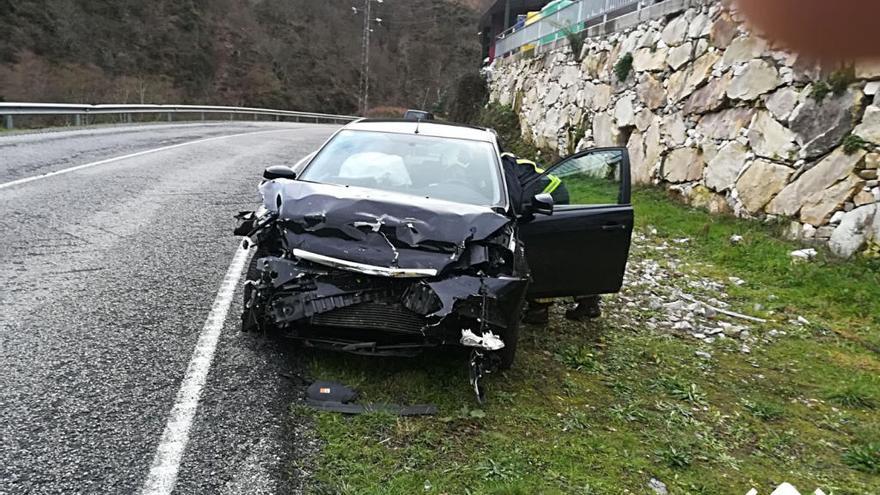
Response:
[[0, 128, 297, 190], [140, 245, 251, 495]]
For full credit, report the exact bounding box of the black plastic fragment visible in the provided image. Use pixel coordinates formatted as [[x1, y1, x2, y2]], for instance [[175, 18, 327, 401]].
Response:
[[306, 381, 358, 404], [304, 380, 437, 416]]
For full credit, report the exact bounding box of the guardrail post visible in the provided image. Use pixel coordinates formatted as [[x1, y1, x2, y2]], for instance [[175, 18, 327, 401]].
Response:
[[275, 115, 279, 122], [75, 114, 82, 126], [166, 112, 172, 122], [2, 115, 12, 129], [253, 113, 258, 121], [126, 113, 132, 124], [200, 112, 205, 121]]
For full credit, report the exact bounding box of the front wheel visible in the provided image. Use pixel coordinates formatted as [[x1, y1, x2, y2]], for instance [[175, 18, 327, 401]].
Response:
[[496, 319, 519, 370], [242, 250, 268, 332]]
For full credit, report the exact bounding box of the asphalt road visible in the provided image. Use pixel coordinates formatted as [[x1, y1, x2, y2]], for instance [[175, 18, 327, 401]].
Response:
[[0, 122, 336, 494]]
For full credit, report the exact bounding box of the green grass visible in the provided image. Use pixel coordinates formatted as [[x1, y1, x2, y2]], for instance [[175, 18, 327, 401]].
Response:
[[293, 187, 880, 494], [633, 188, 880, 345]]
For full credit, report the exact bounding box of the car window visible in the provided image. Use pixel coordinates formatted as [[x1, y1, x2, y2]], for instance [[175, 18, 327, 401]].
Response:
[[300, 129, 504, 207]]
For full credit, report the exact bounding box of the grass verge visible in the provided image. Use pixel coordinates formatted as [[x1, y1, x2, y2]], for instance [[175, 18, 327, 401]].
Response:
[[293, 187, 880, 494]]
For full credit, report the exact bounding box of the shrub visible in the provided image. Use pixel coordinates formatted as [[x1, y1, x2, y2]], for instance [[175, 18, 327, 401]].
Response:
[[555, 344, 602, 372], [430, 90, 448, 116], [614, 53, 634, 82], [554, 22, 587, 62], [656, 445, 693, 468], [826, 383, 876, 409], [742, 399, 784, 421], [810, 66, 855, 102], [842, 134, 868, 154], [473, 102, 543, 159], [449, 71, 488, 124], [828, 65, 855, 95], [843, 443, 880, 474], [810, 81, 830, 102]]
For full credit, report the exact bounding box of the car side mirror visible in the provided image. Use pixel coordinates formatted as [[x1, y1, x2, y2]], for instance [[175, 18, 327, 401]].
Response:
[[263, 165, 297, 181], [530, 193, 554, 215]]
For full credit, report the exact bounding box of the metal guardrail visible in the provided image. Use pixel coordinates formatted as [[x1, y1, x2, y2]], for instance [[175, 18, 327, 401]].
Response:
[[0, 103, 359, 129], [495, 0, 658, 57]]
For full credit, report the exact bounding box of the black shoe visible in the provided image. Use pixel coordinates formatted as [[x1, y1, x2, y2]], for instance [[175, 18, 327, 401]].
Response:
[[565, 298, 601, 321], [522, 305, 550, 324]]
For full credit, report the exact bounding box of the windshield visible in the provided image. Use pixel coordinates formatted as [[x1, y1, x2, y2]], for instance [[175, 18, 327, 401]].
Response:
[[299, 129, 504, 207]]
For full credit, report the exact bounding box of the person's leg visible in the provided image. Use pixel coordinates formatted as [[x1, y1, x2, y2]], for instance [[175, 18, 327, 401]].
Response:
[[565, 295, 601, 321], [522, 298, 554, 324]]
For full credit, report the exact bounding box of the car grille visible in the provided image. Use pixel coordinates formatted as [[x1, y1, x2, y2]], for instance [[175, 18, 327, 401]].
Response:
[[310, 302, 426, 334]]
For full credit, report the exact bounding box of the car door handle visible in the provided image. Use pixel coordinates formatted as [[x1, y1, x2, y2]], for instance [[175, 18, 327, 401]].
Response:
[[601, 223, 626, 231]]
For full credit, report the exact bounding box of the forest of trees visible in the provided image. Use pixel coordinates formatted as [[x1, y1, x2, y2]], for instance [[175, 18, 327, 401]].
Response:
[[0, 0, 489, 114]]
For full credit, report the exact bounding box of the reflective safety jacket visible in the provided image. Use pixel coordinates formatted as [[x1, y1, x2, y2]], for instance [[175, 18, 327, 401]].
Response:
[[500, 152, 569, 208], [501, 152, 561, 195]]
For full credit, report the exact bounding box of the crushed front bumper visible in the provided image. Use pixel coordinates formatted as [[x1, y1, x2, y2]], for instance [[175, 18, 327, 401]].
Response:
[[244, 255, 528, 354]]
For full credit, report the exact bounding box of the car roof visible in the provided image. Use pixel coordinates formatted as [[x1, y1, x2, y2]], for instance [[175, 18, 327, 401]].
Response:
[[344, 119, 497, 143]]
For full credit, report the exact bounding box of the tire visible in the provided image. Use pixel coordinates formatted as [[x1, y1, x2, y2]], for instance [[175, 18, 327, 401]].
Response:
[[496, 318, 519, 370], [245, 249, 263, 282], [496, 237, 526, 370], [241, 250, 266, 333]]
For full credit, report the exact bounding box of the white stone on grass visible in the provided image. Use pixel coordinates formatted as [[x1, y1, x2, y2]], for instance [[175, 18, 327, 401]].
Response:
[[829, 204, 879, 257], [789, 248, 817, 262]]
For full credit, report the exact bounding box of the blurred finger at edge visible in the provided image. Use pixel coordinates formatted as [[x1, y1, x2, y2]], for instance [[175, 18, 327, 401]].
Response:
[[735, 0, 880, 59]]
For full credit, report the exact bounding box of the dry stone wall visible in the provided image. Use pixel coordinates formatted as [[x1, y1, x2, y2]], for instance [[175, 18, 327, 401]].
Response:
[[488, 0, 880, 257]]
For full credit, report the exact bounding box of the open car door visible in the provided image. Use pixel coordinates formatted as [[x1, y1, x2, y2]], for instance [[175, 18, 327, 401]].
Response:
[[518, 147, 633, 299]]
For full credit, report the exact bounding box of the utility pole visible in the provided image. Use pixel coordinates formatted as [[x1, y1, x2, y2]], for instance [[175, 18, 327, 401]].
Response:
[[360, 0, 371, 116], [356, 0, 382, 116]]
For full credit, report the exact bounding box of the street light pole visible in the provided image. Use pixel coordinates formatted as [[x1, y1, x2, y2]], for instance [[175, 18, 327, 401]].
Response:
[[358, 0, 370, 117], [362, 0, 372, 116]]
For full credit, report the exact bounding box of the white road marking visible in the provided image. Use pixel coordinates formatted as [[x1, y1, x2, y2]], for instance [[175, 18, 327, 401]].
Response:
[[0, 128, 298, 190], [140, 245, 251, 495]]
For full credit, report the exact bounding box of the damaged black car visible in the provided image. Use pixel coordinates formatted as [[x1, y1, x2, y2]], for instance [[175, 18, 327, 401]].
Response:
[[235, 120, 633, 401]]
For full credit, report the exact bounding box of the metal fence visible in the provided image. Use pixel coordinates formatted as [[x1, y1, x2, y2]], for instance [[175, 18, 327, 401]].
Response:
[[0, 103, 359, 129], [495, 0, 659, 57]]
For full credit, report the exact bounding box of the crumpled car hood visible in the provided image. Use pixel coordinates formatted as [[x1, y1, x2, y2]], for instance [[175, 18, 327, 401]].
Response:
[[260, 180, 511, 272]]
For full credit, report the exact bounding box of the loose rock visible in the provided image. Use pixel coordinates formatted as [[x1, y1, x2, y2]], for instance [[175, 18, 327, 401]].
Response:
[[790, 248, 817, 261]]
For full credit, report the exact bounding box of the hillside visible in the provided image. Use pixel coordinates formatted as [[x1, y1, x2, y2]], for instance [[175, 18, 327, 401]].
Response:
[[0, 0, 483, 114]]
